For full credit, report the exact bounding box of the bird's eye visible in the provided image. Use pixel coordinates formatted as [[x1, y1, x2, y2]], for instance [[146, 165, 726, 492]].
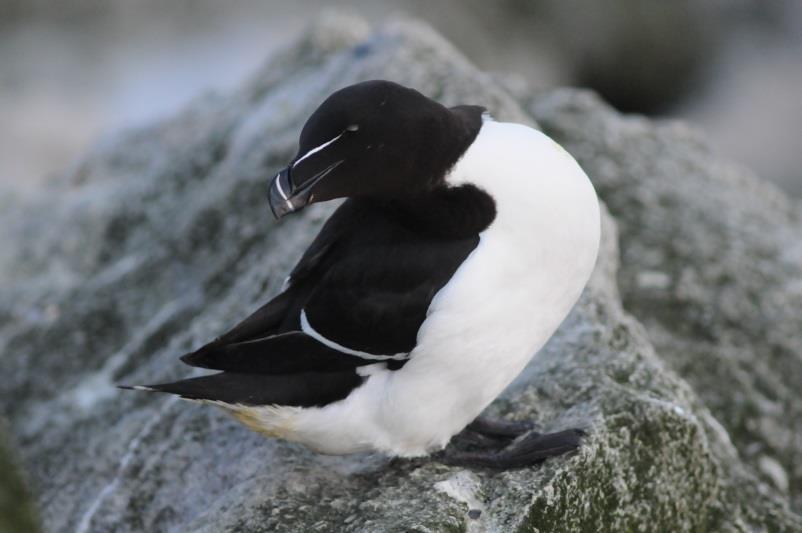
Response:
[[346, 124, 359, 132]]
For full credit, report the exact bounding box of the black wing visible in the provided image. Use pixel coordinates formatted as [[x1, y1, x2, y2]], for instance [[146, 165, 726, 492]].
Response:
[[181, 198, 480, 374], [126, 189, 494, 408], [127, 370, 362, 407]]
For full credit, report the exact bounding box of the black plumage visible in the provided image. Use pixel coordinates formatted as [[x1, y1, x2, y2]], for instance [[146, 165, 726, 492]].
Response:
[[128, 81, 495, 408], [121, 80, 597, 469], [130, 371, 363, 408], [172, 190, 493, 406]]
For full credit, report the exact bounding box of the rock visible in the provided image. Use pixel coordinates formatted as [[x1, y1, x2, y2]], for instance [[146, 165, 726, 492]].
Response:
[[531, 88, 802, 515], [453, 0, 720, 114], [759, 455, 790, 494], [537, 0, 719, 114], [0, 421, 40, 533], [1, 14, 800, 532]]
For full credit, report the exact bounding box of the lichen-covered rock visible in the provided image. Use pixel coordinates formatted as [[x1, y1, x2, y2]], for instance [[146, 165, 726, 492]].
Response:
[[531, 89, 802, 515], [0, 422, 39, 533], [1, 15, 800, 532]]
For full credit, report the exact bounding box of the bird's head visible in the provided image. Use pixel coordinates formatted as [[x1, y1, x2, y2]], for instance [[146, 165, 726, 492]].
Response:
[[268, 80, 485, 219]]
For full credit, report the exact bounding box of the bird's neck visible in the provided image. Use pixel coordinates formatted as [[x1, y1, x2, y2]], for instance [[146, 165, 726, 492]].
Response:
[[375, 185, 496, 239]]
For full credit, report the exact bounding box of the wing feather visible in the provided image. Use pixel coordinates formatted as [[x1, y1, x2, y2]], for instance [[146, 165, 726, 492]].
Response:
[[129, 371, 363, 407], [181, 198, 480, 375]]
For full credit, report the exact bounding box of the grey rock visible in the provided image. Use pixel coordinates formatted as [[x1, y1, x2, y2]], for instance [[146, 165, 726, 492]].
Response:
[[1, 14, 800, 532], [531, 89, 802, 515], [0, 420, 40, 533]]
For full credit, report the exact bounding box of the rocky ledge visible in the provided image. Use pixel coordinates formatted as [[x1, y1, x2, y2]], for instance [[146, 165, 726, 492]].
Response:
[[1, 14, 800, 532]]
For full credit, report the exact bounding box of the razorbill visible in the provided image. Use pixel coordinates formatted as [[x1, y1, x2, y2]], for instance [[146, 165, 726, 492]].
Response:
[[122, 80, 600, 469]]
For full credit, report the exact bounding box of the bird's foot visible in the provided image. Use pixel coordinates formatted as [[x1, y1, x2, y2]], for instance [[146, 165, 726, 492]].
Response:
[[435, 428, 585, 470], [467, 416, 537, 440], [449, 416, 537, 451]]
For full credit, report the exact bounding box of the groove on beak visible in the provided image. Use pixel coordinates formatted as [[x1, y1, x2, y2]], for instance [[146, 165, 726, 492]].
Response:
[[268, 160, 344, 219]]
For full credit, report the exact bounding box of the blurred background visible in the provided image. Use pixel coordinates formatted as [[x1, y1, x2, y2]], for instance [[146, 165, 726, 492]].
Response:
[[1, 0, 801, 203]]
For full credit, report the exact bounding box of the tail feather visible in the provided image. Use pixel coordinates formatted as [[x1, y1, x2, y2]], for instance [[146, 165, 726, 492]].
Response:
[[117, 385, 157, 392], [118, 370, 362, 408]]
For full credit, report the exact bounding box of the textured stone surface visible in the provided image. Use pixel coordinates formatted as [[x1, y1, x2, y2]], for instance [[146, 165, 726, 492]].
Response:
[[531, 90, 802, 515], [1, 15, 800, 532], [0, 423, 39, 533]]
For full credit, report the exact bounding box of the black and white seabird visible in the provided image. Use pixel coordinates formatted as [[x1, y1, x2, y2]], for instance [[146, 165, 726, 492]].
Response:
[[122, 80, 600, 469]]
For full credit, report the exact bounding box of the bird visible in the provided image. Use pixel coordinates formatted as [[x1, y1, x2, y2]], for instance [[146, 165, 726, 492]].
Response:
[[121, 80, 601, 469]]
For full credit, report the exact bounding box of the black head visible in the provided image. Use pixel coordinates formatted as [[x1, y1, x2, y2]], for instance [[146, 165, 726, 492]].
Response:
[[268, 80, 485, 219]]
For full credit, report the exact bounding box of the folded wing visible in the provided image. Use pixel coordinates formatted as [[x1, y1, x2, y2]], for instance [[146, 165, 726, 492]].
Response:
[[134, 199, 480, 407]]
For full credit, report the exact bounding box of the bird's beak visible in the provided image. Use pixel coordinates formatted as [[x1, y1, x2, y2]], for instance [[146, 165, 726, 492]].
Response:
[[268, 166, 300, 220], [268, 160, 343, 220]]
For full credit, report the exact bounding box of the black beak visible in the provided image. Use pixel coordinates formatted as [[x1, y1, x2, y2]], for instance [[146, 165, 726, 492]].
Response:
[[268, 166, 299, 220], [267, 160, 344, 220]]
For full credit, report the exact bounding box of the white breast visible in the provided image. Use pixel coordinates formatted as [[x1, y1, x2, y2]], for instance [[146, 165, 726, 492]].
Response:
[[260, 121, 601, 457]]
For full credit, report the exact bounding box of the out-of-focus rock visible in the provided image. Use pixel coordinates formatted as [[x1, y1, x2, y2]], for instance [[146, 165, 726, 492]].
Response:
[[1, 14, 800, 532], [453, 0, 720, 114], [541, 0, 718, 114]]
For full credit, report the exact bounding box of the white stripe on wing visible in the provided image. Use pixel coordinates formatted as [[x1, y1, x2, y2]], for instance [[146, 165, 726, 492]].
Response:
[[300, 309, 409, 361]]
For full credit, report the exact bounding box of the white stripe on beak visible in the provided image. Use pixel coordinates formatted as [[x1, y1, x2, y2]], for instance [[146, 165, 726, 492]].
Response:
[[275, 173, 290, 201]]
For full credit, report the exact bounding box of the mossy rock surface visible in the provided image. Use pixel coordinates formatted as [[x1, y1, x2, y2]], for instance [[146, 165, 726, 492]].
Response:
[[0, 423, 39, 533], [0, 14, 800, 532]]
